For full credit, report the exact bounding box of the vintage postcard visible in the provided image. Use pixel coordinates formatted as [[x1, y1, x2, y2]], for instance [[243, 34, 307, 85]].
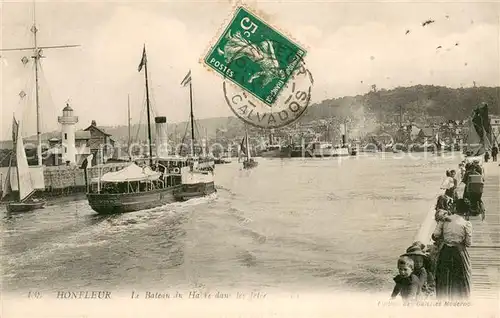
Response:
[[1, 0, 499, 317]]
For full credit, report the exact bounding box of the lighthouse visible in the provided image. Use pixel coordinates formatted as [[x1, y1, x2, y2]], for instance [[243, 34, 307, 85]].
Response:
[[57, 103, 78, 165]]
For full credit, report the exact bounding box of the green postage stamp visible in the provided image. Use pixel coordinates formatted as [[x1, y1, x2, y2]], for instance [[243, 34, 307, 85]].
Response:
[[203, 6, 307, 106]]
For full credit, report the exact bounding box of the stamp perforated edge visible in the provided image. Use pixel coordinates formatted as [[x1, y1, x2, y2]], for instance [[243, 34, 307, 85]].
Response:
[[199, 1, 312, 106]]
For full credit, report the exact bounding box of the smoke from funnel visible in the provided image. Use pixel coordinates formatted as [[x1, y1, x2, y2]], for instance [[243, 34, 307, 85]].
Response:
[[155, 116, 168, 158]]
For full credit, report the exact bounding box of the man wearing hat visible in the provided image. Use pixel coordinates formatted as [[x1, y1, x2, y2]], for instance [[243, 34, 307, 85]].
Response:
[[402, 245, 429, 297]]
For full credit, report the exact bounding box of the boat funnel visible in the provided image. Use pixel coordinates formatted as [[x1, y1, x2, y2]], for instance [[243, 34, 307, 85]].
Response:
[[155, 116, 168, 157], [340, 124, 346, 146]]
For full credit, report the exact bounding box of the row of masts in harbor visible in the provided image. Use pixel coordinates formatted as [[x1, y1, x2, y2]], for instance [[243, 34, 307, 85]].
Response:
[[84, 46, 218, 214], [0, 4, 216, 214]]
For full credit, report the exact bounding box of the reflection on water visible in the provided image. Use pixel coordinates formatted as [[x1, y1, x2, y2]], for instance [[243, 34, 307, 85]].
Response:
[[0, 153, 460, 294]]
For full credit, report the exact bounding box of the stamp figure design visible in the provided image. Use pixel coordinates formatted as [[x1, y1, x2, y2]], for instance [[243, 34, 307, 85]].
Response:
[[203, 6, 313, 129]]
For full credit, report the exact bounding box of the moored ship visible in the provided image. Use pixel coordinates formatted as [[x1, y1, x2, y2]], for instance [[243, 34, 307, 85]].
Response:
[[214, 154, 232, 164], [85, 48, 215, 215], [309, 142, 350, 157], [259, 144, 294, 158], [173, 166, 216, 201], [259, 144, 282, 157], [171, 70, 216, 200], [85, 46, 180, 215], [86, 161, 184, 214]]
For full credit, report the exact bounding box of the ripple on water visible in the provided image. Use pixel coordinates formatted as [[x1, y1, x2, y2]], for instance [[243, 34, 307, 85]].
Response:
[[0, 155, 461, 292]]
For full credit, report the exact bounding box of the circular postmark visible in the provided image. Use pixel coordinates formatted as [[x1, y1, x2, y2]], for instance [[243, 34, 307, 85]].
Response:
[[222, 36, 314, 130]]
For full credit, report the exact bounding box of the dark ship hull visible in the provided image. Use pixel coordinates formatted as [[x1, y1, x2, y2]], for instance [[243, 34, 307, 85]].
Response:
[[86, 185, 182, 215], [174, 182, 216, 201], [7, 200, 45, 213], [260, 148, 291, 158], [243, 160, 259, 169]]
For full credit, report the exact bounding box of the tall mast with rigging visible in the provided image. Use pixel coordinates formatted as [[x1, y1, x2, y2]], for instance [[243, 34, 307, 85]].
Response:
[[127, 94, 131, 160], [180, 70, 194, 156], [245, 127, 251, 161], [189, 78, 195, 157], [138, 45, 153, 167], [0, 2, 80, 166], [32, 6, 41, 166]]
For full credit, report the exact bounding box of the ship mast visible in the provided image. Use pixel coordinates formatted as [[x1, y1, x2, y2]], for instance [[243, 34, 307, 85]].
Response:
[[138, 45, 153, 167], [32, 7, 42, 166], [127, 94, 131, 161], [189, 80, 195, 157], [245, 127, 251, 161], [0, 3, 80, 166]]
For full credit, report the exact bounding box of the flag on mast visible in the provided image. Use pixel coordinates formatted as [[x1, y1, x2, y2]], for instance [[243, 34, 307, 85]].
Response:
[[138, 45, 147, 72], [180, 70, 192, 87]]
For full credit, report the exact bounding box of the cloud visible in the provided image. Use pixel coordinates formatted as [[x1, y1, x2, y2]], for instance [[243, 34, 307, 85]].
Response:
[[285, 19, 498, 101], [1, 3, 234, 139]]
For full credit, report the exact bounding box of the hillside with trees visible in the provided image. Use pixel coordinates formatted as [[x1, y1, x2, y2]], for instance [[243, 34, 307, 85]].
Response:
[[100, 85, 499, 141], [300, 85, 499, 123], [1, 85, 498, 147]]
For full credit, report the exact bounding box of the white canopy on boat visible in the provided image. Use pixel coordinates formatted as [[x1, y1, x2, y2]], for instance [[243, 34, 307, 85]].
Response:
[[93, 163, 161, 183]]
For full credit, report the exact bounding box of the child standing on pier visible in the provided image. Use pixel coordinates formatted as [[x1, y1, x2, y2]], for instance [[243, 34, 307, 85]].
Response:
[[402, 244, 431, 297], [441, 170, 458, 208], [390, 256, 419, 301]]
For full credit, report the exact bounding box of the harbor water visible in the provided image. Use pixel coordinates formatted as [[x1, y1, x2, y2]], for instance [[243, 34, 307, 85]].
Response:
[[1, 153, 461, 295]]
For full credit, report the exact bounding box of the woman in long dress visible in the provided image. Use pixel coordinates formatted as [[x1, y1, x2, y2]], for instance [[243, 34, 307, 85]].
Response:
[[431, 199, 472, 300]]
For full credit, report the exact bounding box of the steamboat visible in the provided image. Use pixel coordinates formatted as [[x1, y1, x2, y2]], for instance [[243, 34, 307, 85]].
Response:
[[85, 49, 215, 214]]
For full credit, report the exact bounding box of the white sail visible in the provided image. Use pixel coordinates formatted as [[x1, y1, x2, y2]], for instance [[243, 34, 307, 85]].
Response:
[[2, 155, 13, 199], [245, 131, 251, 160], [15, 119, 35, 202]]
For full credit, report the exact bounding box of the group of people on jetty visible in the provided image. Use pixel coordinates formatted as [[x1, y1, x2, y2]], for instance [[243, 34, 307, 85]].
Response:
[[391, 159, 486, 303]]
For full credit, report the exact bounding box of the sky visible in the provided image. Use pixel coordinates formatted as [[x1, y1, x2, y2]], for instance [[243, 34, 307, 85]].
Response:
[[1, 0, 499, 140]]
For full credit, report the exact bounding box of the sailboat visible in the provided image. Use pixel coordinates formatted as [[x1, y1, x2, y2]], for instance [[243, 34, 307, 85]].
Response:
[[464, 103, 492, 159], [173, 70, 216, 201], [241, 129, 258, 169], [434, 132, 446, 154], [85, 46, 188, 214], [3, 117, 45, 213]]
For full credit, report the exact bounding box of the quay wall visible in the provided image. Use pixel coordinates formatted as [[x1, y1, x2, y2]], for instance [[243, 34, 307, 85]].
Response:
[[3, 166, 46, 191], [0, 163, 130, 199], [42, 163, 130, 195]]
